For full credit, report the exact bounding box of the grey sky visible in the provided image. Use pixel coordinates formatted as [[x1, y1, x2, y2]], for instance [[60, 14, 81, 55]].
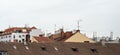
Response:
[[0, 0, 120, 38]]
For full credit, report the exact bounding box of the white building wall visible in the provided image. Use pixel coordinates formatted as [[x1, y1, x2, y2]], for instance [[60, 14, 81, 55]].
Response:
[[11, 33, 28, 43], [0, 34, 12, 42], [0, 29, 44, 43], [0, 33, 28, 43]]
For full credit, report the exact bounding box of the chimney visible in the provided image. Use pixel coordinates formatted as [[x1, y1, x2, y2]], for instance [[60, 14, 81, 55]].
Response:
[[76, 30, 80, 33], [39, 35, 43, 37], [65, 31, 73, 38]]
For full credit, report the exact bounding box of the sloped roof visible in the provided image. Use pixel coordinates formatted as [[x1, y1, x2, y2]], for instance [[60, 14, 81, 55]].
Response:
[[65, 31, 95, 43], [49, 31, 73, 41], [0, 42, 120, 55], [33, 37, 52, 43], [0, 27, 37, 36]]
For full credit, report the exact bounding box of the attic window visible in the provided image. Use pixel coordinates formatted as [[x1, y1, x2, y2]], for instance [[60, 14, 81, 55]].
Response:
[[84, 41, 90, 43], [25, 46, 29, 50], [0, 51, 7, 55], [90, 48, 98, 53], [71, 47, 78, 52], [13, 45, 17, 49], [41, 46, 46, 51], [54, 47, 58, 51]]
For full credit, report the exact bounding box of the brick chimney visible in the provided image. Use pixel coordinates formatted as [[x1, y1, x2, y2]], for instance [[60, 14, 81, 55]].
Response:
[[65, 31, 73, 38], [76, 30, 80, 33]]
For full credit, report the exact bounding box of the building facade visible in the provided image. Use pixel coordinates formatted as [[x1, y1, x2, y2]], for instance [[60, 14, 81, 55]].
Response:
[[0, 27, 44, 43]]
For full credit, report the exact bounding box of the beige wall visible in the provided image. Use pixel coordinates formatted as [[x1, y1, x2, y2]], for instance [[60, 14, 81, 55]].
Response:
[[65, 32, 95, 43]]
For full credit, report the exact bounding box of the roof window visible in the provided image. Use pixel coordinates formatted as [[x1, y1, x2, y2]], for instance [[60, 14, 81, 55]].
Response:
[[41, 46, 46, 51], [84, 41, 90, 43], [71, 47, 78, 52], [25, 46, 29, 50], [90, 48, 98, 53], [13, 45, 17, 50], [54, 47, 58, 51]]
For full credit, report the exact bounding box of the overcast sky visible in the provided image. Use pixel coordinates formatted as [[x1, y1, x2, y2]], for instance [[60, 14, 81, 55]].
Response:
[[0, 0, 120, 38]]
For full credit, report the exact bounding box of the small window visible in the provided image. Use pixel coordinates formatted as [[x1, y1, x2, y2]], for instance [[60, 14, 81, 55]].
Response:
[[22, 35, 24, 37], [13, 45, 17, 49], [1, 37, 3, 39], [22, 39, 25, 42], [9, 36, 11, 38], [13, 35, 15, 38], [9, 40, 11, 42], [84, 41, 90, 43], [90, 48, 98, 53], [0, 51, 7, 55], [6, 36, 7, 38], [25, 46, 29, 50], [54, 47, 58, 51], [19, 35, 21, 38], [19, 40, 21, 43], [71, 47, 78, 52], [41, 46, 46, 51]]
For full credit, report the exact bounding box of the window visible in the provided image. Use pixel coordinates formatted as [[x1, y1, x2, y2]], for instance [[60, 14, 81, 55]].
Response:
[[71, 47, 78, 52], [6, 36, 7, 38], [22, 35, 24, 37], [19, 35, 21, 38], [13, 35, 15, 39], [13, 45, 17, 50], [25, 46, 29, 50], [54, 47, 58, 51], [0, 51, 7, 55], [19, 40, 21, 43], [9, 36, 11, 38], [1, 37, 3, 39], [41, 46, 46, 51], [22, 39, 25, 42], [84, 41, 90, 43], [90, 48, 98, 53]]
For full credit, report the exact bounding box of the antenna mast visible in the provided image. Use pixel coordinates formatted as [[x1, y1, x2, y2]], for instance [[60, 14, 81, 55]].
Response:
[[9, 25, 11, 28], [77, 20, 80, 30], [54, 24, 56, 33]]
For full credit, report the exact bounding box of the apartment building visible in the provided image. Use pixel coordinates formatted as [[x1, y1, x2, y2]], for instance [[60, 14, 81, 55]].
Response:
[[0, 26, 44, 43]]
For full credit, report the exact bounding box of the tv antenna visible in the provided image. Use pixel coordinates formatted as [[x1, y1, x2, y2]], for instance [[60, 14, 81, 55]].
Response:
[[77, 19, 82, 30]]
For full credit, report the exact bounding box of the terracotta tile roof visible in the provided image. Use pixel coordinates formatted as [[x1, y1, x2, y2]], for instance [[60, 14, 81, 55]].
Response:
[[0, 27, 37, 36], [49, 31, 73, 41], [33, 37, 52, 43]]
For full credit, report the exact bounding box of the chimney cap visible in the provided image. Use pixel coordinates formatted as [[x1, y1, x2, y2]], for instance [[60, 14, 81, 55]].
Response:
[[76, 30, 80, 32]]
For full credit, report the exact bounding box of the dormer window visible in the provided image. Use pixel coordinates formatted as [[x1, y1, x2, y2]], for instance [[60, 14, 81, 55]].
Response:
[[90, 48, 98, 53], [41, 46, 46, 51], [84, 41, 90, 43], [71, 47, 78, 52]]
